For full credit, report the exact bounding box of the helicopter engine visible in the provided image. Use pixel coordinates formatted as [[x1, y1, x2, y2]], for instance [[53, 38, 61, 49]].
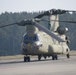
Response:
[[57, 26, 68, 35]]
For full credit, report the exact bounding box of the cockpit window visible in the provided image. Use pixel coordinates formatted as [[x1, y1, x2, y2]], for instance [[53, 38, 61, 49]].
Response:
[[23, 34, 39, 44]]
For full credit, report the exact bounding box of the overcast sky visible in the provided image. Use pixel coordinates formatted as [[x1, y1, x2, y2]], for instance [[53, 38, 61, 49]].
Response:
[[0, 0, 76, 14]]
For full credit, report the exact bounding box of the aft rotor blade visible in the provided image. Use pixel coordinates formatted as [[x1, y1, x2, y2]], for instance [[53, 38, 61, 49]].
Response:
[[35, 9, 76, 18], [65, 10, 76, 12], [34, 9, 67, 18], [40, 19, 76, 23], [34, 21, 65, 42], [34, 11, 50, 18], [57, 20, 76, 23]]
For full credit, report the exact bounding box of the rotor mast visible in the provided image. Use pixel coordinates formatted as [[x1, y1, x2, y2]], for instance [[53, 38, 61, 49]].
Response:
[[49, 15, 59, 31]]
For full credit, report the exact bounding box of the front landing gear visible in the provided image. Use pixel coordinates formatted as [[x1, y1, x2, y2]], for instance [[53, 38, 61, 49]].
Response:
[[24, 56, 30, 62], [38, 55, 42, 61]]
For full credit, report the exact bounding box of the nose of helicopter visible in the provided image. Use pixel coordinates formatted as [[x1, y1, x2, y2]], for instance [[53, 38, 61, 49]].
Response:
[[33, 42, 42, 49], [22, 42, 42, 51]]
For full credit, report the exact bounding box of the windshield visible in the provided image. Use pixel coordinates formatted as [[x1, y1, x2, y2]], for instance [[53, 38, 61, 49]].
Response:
[[23, 34, 39, 44]]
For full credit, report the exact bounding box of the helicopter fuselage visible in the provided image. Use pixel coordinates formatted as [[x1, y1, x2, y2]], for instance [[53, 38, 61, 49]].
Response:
[[21, 30, 70, 56]]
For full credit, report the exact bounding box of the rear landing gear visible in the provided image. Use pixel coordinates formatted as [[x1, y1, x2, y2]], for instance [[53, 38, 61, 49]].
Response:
[[52, 55, 58, 60], [24, 56, 30, 62], [66, 53, 70, 58]]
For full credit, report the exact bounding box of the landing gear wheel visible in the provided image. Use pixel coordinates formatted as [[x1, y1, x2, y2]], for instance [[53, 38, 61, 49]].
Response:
[[38, 55, 42, 61], [27, 57, 30, 62], [24, 56, 30, 62], [52, 55, 55, 60], [52, 55, 58, 60], [44, 56, 47, 60], [55, 55, 58, 60], [66, 53, 70, 58]]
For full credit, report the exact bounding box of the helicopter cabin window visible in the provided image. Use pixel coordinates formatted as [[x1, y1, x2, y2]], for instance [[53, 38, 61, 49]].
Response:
[[23, 34, 39, 44]]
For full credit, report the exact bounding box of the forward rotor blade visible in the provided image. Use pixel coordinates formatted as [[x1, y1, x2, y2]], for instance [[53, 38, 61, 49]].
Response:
[[0, 19, 35, 28], [34, 21, 65, 42], [0, 23, 17, 28], [17, 19, 65, 42], [17, 19, 34, 26], [0, 19, 33, 28]]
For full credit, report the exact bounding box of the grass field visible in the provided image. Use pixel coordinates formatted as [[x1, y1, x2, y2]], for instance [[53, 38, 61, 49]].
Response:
[[0, 55, 24, 60]]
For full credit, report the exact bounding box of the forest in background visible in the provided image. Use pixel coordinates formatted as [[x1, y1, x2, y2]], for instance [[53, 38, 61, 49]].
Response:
[[0, 11, 76, 56]]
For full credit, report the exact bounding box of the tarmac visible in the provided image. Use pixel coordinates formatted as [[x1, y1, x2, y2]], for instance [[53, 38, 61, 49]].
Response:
[[0, 55, 76, 75]]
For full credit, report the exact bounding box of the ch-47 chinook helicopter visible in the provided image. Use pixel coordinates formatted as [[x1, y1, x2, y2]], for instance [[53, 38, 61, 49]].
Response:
[[0, 9, 76, 62]]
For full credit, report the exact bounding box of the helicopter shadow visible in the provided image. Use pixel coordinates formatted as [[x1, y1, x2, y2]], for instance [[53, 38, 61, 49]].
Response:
[[0, 58, 54, 65]]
